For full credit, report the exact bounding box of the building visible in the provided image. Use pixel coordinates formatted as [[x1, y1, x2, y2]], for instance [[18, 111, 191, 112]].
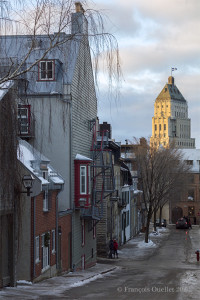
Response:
[[150, 76, 195, 149], [17, 139, 66, 283], [0, 81, 18, 288], [0, 2, 98, 277], [121, 140, 146, 234], [171, 149, 200, 225]]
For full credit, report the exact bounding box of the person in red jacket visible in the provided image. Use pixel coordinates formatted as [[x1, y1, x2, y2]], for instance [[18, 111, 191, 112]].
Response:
[[113, 239, 118, 258]]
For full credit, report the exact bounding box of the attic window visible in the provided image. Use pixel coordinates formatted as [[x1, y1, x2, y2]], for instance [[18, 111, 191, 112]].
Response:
[[38, 60, 55, 81], [165, 88, 167, 92]]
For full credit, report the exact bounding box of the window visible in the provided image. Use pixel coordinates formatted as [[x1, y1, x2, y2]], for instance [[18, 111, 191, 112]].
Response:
[[82, 220, 85, 246], [35, 236, 40, 263], [52, 230, 55, 253], [80, 166, 87, 194], [42, 233, 50, 271], [159, 124, 161, 131], [18, 105, 30, 134], [188, 189, 194, 200], [186, 160, 193, 166], [188, 206, 195, 216], [43, 189, 48, 211], [164, 124, 166, 131], [39, 60, 55, 80], [155, 124, 157, 131]]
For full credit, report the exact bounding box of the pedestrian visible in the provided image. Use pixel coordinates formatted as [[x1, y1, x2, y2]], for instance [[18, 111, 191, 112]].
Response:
[[113, 239, 118, 258], [109, 239, 114, 258]]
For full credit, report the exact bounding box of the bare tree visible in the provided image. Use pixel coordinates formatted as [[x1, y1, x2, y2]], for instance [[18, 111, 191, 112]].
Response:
[[135, 139, 190, 243]]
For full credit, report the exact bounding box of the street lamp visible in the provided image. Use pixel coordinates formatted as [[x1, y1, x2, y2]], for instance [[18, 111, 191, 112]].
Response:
[[22, 174, 34, 196]]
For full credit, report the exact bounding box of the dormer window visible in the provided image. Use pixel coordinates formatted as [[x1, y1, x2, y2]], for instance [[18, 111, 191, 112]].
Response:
[[38, 60, 55, 81]]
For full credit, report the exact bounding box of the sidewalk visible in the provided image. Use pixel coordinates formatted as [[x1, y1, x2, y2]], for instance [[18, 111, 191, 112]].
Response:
[[0, 226, 170, 299], [0, 263, 118, 299]]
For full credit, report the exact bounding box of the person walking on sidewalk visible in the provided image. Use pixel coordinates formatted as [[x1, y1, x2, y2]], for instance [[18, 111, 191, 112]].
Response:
[[113, 239, 118, 258]]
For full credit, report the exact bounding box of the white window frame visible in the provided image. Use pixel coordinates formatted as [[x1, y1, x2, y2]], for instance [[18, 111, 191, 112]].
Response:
[[52, 229, 55, 253], [80, 166, 87, 195], [88, 166, 91, 195], [35, 236, 40, 263], [39, 60, 55, 81], [43, 189, 48, 212], [42, 233, 50, 272]]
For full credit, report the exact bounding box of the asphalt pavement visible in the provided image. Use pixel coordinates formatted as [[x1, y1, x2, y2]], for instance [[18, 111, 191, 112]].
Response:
[[1, 224, 200, 299]]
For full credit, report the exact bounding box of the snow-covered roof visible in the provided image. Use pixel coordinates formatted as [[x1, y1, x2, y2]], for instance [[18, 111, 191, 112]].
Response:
[[18, 139, 64, 186], [181, 148, 200, 172], [0, 80, 14, 101], [75, 154, 92, 161]]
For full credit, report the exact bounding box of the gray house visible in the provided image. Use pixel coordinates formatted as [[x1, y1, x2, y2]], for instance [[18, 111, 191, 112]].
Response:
[[0, 3, 98, 273]]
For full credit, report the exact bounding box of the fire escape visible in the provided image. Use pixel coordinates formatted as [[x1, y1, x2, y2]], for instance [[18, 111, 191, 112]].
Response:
[[80, 123, 115, 223]]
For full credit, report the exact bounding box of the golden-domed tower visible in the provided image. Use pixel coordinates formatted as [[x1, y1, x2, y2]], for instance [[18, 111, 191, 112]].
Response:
[[150, 76, 195, 149]]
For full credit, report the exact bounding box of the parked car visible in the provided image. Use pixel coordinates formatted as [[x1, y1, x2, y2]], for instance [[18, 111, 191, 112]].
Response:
[[176, 217, 189, 229], [156, 219, 167, 227]]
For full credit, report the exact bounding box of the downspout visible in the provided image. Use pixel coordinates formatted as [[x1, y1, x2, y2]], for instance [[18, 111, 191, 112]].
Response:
[[33, 197, 36, 279], [69, 96, 74, 270], [56, 195, 58, 270], [64, 93, 74, 270]]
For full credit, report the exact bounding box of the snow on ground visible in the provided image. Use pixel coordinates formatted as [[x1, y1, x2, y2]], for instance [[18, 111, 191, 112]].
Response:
[[137, 239, 156, 248], [0, 227, 170, 298], [177, 270, 200, 300], [0, 265, 117, 298], [117, 227, 169, 259]]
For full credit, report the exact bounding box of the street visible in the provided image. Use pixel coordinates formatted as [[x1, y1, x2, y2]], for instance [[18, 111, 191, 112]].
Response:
[[60, 226, 200, 300], [1, 225, 200, 300]]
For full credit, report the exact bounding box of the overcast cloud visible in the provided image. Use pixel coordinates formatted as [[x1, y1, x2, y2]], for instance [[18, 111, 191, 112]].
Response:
[[92, 0, 200, 147]]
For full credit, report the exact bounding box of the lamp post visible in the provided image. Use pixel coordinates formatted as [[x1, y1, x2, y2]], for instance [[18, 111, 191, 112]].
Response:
[[22, 174, 34, 196]]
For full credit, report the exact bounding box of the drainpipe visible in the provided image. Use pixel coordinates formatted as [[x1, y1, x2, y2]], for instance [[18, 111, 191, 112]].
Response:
[[56, 195, 58, 270], [64, 92, 74, 270], [69, 96, 74, 270], [33, 197, 36, 279]]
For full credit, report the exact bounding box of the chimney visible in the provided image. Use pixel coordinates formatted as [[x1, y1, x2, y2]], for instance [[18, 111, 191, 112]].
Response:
[[99, 122, 112, 139], [72, 2, 88, 34], [168, 76, 174, 85], [75, 2, 85, 13]]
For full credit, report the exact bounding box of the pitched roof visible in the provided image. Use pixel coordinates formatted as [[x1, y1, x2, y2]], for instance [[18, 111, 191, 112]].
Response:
[[18, 139, 64, 186], [156, 76, 186, 102]]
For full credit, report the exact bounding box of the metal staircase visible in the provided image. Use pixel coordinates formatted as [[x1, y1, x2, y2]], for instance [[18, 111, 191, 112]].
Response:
[[80, 122, 115, 223]]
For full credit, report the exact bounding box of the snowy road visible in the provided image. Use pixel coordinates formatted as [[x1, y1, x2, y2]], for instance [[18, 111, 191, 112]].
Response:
[[1, 226, 200, 299]]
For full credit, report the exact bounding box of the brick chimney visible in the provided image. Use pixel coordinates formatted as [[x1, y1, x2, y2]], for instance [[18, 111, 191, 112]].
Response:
[[72, 2, 88, 34], [75, 2, 85, 13]]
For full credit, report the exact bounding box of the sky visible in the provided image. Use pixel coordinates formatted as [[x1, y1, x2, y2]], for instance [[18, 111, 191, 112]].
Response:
[[92, 0, 200, 147]]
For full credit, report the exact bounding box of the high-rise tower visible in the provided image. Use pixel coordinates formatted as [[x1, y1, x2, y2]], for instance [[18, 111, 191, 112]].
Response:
[[150, 76, 195, 149]]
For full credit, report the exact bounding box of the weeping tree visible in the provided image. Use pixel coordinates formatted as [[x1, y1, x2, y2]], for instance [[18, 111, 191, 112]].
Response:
[[0, 1, 121, 208], [0, 0, 121, 87], [135, 139, 190, 243]]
